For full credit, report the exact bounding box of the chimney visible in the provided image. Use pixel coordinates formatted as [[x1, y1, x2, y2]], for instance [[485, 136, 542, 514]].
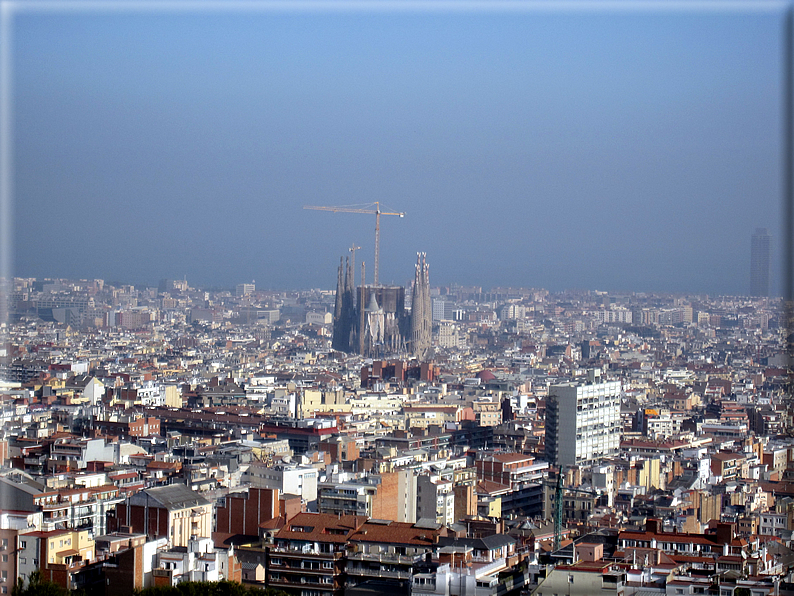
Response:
[[715, 522, 735, 545], [646, 518, 661, 535]]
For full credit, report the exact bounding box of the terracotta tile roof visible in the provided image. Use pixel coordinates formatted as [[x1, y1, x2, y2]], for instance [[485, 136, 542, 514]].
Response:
[[260, 516, 286, 531], [349, 521, 444, 546], [476, 480, 511, 495], [275, 512, 366, 544]]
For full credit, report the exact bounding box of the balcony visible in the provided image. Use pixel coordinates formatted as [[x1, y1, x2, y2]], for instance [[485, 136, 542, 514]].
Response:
[[474, 558, 507, 579], [602, 573, 625, 590], [42, 513, 69, 525], [271, 546, 343, 559], [347, 552, 419, 565], [346, 566, 411, 580], [413, 578, 437, 593], [40, 501, 70, 513], [269, 575, 335, 589], [276, 562, 334, 574], [152, 569, 172, 580]]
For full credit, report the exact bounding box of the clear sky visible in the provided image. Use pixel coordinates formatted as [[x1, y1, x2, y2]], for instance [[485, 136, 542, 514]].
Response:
[[9, 1, 786, 295]]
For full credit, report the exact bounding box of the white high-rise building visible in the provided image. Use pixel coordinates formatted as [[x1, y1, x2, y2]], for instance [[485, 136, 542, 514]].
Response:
[[545, 377, 621, 468], [236, 282, 255, 297]]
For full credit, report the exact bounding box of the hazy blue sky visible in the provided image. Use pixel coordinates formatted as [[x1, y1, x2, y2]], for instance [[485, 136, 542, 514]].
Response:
[[10, 2, 785, 294]]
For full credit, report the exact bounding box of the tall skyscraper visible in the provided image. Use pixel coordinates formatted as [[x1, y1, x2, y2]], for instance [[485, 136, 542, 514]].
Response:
[[545, 377, 621, 468], [750, 228, 771, 297], [410, 253, 432, 360]]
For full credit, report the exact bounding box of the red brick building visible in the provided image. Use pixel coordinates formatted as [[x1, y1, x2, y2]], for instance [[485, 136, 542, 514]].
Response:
[[214, 487, 280, 538]]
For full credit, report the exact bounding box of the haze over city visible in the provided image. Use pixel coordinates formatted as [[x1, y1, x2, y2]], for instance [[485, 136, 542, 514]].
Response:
[[4, 7, 794, 596], [9, 2, 785, 295]]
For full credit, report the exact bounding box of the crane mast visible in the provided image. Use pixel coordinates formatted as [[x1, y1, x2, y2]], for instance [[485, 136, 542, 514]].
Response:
[[374, 208, 381, 287], [303, 202, 405, 286], [544, 473, 597, 551]]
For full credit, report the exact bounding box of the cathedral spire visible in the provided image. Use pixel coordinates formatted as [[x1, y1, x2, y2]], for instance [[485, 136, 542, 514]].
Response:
[[410, 252, 431, 360]]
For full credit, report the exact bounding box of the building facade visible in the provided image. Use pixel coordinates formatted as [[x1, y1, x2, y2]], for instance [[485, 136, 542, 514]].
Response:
[[545, 379, 621, 468]]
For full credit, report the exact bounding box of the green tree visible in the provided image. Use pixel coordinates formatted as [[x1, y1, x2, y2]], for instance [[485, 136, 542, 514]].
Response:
[[11, 571, 70, 596], [135, 582, 289, 596]]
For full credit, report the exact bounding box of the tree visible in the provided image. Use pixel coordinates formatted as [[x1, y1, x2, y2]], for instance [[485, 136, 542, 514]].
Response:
[[11, 571, 70, 596], [135, 582, 289, 596]]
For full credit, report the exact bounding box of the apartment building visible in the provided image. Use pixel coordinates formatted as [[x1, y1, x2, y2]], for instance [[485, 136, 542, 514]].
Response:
[[472, 398, 502, 427], [345, 519, 446, 591], [244, 460, 318, 509], [267, 512, 366, 596], [545, 377, 621, 467], [417, 475, 455, 527], [34, 484, 123, 536], [110, 484, 213, 548], [152, 536, 240, 587]]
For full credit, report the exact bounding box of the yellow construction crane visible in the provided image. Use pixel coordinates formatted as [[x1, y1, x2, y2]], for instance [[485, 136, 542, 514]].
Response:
[[303, 202, 405, 286]]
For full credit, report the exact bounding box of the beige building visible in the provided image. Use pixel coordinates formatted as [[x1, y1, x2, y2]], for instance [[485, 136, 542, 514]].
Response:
[[472, 397, 502, 427], [111, 484, 213, 548], [404, 405, 462, 431], [534, 561, 626, 596]]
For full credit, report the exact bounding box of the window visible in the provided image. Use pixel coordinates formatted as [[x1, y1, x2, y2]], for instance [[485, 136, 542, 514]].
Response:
[[19, 541, 25, 549]]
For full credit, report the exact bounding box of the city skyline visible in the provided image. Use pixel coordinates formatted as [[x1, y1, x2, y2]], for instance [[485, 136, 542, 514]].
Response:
[[7, 3, 785, 295]]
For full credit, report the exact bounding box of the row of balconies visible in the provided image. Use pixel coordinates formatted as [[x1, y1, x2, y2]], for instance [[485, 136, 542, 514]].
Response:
[[269, 574, 335, 588], [269, 559, 334, 572], [39, 494, 122, 510], [272, 545, 343, 558], [346, 565, 411, 580], [42, 513, 69, 524], [346, 552, 419, 565]]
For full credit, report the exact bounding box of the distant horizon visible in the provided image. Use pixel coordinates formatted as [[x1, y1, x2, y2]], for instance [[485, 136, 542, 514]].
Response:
[[8, 4, 785, 297], [10, 271, 786, 300]]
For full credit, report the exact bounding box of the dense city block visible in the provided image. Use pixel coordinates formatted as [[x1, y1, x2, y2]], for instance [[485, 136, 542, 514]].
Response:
[[0, 274, 791, 596]]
